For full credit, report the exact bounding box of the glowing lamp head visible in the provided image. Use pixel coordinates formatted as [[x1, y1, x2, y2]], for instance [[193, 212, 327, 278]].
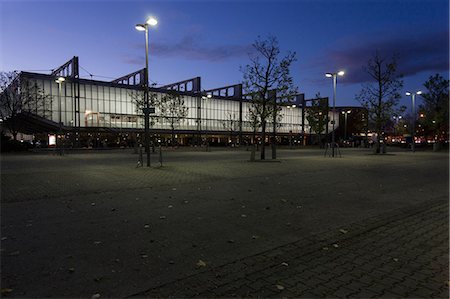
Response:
[[337, 71, 345, 76], [55, 77, 65, 83], [146, 17, 158, 26], [325, 73, 333, 78], [135, 24, 146, 31], [416, 91, 422, 95], [292, 104, 296, 108], [405, 92, 411, 96]]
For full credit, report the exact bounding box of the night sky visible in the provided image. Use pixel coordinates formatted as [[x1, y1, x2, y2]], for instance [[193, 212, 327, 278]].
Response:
[[1, 0, 448, 108]]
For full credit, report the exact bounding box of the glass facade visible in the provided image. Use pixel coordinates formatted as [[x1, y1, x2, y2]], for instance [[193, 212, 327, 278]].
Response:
[[20, 73, 339, 136]]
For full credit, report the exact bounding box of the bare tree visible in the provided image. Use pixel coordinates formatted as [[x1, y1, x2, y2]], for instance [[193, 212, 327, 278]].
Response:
[[419, 73, 449, 147], [0, 71, 51, 140], [305, 93, 329, 147], [156, 91, 189, 146], [245, 104, 260, 148], [222, 112, 239, 146], [129, 86, 158, 128], [356, 52, 404, 153], [241, 35, 298, 160]]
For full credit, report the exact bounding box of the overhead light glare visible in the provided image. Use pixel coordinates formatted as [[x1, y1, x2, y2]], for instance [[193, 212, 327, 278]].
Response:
[[146, 17, 158, 26]]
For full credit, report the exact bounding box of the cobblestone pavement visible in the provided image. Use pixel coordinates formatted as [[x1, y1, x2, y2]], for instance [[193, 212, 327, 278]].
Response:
[[135, 200, 449, 298], [1, 148, 448, 298]]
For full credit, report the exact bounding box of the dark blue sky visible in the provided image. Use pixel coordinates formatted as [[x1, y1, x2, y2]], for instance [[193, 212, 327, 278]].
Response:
[[1, 0, 448, 108]]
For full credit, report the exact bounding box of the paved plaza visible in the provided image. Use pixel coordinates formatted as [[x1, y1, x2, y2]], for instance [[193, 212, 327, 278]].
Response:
[[1, 147, 448, 298]]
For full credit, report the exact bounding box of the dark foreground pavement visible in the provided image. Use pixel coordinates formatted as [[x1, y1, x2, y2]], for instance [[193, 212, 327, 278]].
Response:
[[1, 147, 449, 298], [135, 200, 448, 298]]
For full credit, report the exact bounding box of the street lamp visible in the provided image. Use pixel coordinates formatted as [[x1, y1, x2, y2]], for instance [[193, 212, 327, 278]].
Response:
[[341, 110, 351, 141], [55, 76, 65, 155], [405, 90, 421, 152], [201, 93, 212, 148], [136, 16, 158, 167], [287, 104, 297, 147], [325, 70, 345, 157]]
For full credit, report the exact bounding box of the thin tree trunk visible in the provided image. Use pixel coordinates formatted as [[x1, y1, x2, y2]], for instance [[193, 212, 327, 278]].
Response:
[[261, 121, 266, 160]]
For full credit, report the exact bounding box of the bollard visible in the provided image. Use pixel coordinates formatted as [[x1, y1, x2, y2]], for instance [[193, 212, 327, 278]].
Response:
[[159, 145, 163, 167], [250, 144, 256, 161], [137, 145, 143, 167]]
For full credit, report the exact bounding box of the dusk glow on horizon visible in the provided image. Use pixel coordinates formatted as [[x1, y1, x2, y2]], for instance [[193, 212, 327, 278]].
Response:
[[1, 0, 448, 108]]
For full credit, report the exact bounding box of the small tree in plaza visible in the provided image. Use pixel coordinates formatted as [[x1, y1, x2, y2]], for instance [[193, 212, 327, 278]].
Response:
[[245, 104, 261, 146], [305, 93, 329, 146], [356, 52, 404, 153], [222, 112, 239, 146], [241, 35, 298, 160], [418, 73, 449, 146], [155, 91, 189, 146], [129, 87, 158, 128], [0, 71, 51, 140]]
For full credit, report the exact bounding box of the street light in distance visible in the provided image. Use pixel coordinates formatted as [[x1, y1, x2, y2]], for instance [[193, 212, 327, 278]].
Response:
[[325, 70, 345, 157], [135, 16, 158, 167], [55, 76, 65, 155], [405, 90, 422, 152]]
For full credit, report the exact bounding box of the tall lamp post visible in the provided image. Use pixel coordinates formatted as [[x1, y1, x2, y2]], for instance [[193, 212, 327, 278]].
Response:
[[55, 76, 65, 155], [287, 104, 297, 147], [405, 90, 422, 152], [201, 93, 212, 148], [325, 70, 345, 157], [136, 16, 158, 167], [341, 110, 351, 141]]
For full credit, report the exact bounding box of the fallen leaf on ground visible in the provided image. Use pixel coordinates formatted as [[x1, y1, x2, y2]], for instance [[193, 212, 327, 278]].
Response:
[[196, 260, 207, 267], [168, 205, 173, 208], [227, 240, 235, 243], [91, 294, 101, 299], [339, 229, 348, 234], [280, 199, 287, 203], [144, 224, 150, 228], [160, 216, 166, 219], [1, 237, 7, 241], [332, 244, 339, 248], [91, 203, 96, 206], [296, 205, 302, 209], [1, 288, 13, 294], [322, 247, 329, 250], [93, 241, 102, 245], [68, 268, 75, 273], [241, 214, 247, 218], [281, 262, 288, 266], [172, 188, 177, 191], [252, 235, 259, 239], [276, 284, 285, 290], [393, 258, 399, 262]]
